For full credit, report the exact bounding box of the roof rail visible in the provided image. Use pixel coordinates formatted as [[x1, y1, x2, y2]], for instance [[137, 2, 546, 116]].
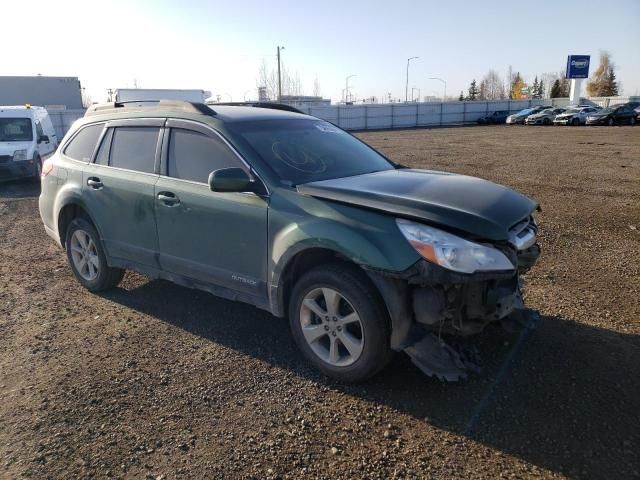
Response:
[[85, 100, 216, 117], [207, 101, 305, 114]]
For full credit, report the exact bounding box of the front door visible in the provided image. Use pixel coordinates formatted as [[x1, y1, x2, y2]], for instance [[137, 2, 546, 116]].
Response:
[[81, 119, 163, 269], [154, 120, 268, 301]]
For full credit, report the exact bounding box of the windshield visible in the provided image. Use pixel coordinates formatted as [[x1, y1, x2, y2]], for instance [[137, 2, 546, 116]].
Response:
[[539, 109, 554, 114], [564, 109, 580, 114], [599, 107, 615, 114], [0, 118, 33, 142], [517, 109, 533, 115], [228, 119, 394, 185]]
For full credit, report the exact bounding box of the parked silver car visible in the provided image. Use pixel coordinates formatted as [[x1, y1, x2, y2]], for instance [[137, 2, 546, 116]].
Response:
[[553, 107, 600, 126], [506, 106, 550, 125], [525, 108, 566, 125]]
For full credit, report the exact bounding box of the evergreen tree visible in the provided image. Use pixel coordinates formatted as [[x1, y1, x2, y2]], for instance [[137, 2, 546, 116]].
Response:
[[538, 79, 545, 99], [532, 76, 539, 98], [467, 79, 479, 100], [458, 91, 464, 101], [550, 79, 562, 98], [604, 66, 619, 96]]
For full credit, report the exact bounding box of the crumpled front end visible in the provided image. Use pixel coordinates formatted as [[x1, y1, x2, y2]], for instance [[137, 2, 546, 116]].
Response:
[[366, 217, 541, 381]]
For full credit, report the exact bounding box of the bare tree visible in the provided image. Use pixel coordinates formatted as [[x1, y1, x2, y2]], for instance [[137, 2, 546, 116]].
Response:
[[313, 75, 321, 97], [479, 69, 505, 99], [256, 59, 305, 100]]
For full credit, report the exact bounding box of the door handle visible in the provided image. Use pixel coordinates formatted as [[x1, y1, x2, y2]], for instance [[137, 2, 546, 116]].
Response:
[[157, 191, 180, 206], [87, 177, 103, 189]]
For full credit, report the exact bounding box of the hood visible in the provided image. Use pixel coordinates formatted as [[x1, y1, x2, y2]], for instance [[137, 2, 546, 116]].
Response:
[[296, 169, 537, 241]]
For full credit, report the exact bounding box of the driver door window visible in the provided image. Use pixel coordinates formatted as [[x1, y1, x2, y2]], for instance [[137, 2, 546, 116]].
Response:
[[168, 128, 244, 183]]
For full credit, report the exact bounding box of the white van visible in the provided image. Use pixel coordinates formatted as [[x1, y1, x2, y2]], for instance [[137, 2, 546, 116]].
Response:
[[0, 105, 58, 180]]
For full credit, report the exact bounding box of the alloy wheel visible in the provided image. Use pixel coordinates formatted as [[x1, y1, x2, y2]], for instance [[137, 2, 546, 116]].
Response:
[[299, 287, 364, 367], [70, 229, 100, 281]]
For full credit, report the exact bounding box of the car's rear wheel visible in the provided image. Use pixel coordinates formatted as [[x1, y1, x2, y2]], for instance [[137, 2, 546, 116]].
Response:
[[544, 118, 551, 125], [32, 156, 42, 181], [630, 116, 636, 126], [608, 117, 614, 126], [288, 263, 392, 382], [65, 217, 124, 291]]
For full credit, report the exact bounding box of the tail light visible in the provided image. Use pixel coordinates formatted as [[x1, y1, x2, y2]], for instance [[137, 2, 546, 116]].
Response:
[[41, 158, 54, 177]]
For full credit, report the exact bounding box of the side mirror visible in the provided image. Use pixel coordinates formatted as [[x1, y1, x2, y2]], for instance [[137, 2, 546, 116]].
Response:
[[38, 135, 49, 144], [208, 167, 254, 193]]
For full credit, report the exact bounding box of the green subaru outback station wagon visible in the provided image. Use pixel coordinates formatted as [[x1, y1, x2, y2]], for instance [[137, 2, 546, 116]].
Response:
[[39, 101, 540, 382]]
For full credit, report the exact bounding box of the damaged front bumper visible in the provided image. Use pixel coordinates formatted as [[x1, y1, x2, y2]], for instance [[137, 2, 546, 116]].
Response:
[[366, 242, 541, 380]]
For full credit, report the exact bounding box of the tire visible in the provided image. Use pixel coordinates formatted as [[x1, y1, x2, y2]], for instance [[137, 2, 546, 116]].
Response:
[[608, 117, 614, 126], [630, 116, 636, 126], [288, 262, 392, 383], [544, 118, 551, 125], [572, 117, 580, 126], [32, 156, 42, 182], [65, 217, 124, 291]]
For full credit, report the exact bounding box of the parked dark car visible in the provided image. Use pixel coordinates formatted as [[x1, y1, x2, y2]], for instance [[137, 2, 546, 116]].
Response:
[[586, 102, 640, 126], [39, 100, 541, 383], [477, 110, 509, 124]]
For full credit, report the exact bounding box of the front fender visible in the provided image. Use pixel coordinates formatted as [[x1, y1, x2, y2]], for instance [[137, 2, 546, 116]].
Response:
[[267, 189, 420, 316]]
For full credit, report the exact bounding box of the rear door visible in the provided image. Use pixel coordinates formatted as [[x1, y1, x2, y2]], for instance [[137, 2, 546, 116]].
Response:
[[154, 119, 268, 300], [82, 118, 163, 270]]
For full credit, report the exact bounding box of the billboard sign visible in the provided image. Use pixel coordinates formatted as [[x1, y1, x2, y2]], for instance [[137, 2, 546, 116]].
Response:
[[566, 55, 590, 79]]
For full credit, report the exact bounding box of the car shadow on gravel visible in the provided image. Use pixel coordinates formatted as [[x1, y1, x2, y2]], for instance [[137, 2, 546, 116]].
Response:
[[101, 279, 640, 479], [0, 179, 40, 200]]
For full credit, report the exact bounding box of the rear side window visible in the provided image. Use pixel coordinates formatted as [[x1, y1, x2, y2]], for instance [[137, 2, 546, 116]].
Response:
[[168, 128, 242, 183], [64, 124, 104, 162], [110, 127, 159, 173]]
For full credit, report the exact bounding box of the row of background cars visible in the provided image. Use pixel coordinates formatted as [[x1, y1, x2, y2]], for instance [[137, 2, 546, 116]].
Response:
[[477, 101, 640, 126]]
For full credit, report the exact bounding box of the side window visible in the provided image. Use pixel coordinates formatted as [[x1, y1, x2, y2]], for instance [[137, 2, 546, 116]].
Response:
[[168, 128, 242, 183], [94, 128, 113, 165], [64, 124, 104, 162], [110, 127, 159, 174]]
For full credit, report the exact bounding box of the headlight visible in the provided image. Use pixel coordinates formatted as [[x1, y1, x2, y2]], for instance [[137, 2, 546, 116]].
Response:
[[12, 149, 28, 161], [396, 219, 514, 274]]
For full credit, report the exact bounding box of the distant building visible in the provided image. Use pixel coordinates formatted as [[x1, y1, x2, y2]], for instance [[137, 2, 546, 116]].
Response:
[[280, 95, 331, 107], [0, 76, 83, 110]]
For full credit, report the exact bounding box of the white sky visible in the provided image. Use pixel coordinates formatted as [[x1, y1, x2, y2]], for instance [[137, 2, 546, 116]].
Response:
[[3, 0, 640, 103]]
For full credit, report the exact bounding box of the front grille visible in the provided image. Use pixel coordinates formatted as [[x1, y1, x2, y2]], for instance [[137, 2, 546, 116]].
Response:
[[0, 155, 11, 164]]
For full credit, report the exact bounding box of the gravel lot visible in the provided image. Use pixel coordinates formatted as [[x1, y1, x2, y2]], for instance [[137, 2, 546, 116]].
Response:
[[1, 125, 638, 479]]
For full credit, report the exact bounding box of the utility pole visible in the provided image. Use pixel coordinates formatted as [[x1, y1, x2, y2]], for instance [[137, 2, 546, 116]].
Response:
[[277, 46, 285, 102], [405, 56, 419, 102], [428, 77, 447, 102], [345, 74, 356, 103]]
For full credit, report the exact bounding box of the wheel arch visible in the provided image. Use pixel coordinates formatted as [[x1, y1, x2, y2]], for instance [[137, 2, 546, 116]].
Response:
[[56, 199, 101, 248]]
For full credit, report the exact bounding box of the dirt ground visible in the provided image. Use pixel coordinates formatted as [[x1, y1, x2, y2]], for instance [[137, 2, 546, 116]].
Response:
[[1, 125, 638, 479]]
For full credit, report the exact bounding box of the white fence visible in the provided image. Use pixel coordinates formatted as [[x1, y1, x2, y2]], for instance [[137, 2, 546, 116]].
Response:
[[296, 96, 640, 131], [46, 96, 639, 138]]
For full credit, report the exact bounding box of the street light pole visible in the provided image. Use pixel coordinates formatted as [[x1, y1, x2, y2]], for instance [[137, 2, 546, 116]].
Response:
[[345, 74, 356, 103], [405, 56, 419, 102], [277, 46, 285, 102], [428, 77, 447, 102]]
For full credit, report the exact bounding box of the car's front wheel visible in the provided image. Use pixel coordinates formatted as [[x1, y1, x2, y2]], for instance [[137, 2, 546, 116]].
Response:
[[288, 263, 392, 382], [608, 117, 614, 126], [572, 117, 580, 126], [630, 116, 636, 126], [65, 217, 124, 291]]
